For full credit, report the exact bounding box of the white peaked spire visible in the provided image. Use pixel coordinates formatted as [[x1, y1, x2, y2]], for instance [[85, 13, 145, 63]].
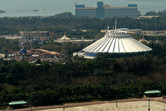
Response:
[[60, 33, 70, 41]]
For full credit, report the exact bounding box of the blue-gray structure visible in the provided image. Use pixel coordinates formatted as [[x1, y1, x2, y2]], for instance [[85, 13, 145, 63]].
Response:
[[75, 2, 139, 18]]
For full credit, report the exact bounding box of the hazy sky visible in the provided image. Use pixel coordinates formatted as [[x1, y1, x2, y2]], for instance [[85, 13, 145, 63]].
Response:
[[0, 0, 165, 17]]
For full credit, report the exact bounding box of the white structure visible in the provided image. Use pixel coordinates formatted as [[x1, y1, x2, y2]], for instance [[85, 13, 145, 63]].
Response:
[[55, 34, 94, 43], [79, 26, 152, 59], [0, 54, 5, 59], [54, 34, 71, 43], [57, 34, 71, 43], [60, 34, 70, 41]]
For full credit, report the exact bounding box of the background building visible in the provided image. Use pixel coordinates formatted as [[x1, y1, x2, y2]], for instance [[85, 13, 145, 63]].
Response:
[[19, 31, 49, 40], [75, 2, 139, 18]]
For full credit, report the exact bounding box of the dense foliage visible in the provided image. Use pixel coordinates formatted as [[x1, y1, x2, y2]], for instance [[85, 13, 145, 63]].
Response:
[[0, 11, 166, 108], [1, 11, 166, 35], [0, 42, 166, 107]]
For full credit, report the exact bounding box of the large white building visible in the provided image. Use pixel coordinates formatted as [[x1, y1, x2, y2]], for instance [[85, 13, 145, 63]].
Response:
[[75, 2, 139, 18], [78, 25, 152, 59]]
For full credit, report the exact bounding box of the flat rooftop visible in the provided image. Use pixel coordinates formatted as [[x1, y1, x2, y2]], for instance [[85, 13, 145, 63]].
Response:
[[76, 7, 137, 10]]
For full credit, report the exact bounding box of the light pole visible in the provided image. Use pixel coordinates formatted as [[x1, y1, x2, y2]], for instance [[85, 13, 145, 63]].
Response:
[[116, 97, 118, 108], [163, 104, 166, 111], [148, 100, 150, 111]]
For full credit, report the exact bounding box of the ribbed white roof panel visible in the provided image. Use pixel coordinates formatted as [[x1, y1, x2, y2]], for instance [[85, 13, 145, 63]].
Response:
[[83, 30, 152, 53], [119, 39, 125, 52], [114, 38, 119, 53]]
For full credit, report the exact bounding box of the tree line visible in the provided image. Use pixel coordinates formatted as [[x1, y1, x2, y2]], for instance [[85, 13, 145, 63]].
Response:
[[1, 11, 166, 35], [0, 42, 166, 107]]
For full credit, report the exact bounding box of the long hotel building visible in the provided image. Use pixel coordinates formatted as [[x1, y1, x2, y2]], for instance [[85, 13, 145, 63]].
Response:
[[75, 2, 139, 18]]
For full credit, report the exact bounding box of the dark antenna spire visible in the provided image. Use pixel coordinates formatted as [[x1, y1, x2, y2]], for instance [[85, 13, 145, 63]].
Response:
[[115, 19, 117, 30]]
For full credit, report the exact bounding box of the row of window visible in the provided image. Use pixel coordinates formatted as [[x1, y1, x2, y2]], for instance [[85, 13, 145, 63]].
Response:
[[76, 8, 138, 17], [76, 12, 137, 15], [105, 9, 137, 11], [105, 15, 137, 17]]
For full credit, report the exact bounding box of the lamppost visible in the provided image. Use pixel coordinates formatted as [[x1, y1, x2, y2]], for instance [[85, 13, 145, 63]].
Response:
[[148, 100, 150, 111], [116, 97, 118, 108], [63, 107, 65, 111], [163, 104, 166, 111]]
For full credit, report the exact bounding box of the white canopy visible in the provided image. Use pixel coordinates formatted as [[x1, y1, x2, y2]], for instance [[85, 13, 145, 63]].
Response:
[[60, 35, 70, 40], [83, 29, 152, 54]]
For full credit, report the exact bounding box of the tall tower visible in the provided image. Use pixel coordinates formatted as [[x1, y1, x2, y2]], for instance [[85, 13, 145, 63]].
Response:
[[96, 1, 104, 18]]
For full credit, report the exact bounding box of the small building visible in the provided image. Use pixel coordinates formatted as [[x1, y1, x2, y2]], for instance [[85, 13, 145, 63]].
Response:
[[19, 30, 49, 40], [59, 34, 71, 42], [139, 16, 159, 19], [8, 100, 28, 109], [144, 90, 161, 97], [27, 49, 60, 57], [75, 2, 139, 18], [54, 34, 94, 43], [0, 54, 5, 59], [139, 37, 150, 44]]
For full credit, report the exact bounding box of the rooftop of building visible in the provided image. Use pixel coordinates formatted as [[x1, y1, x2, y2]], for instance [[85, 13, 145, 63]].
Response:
[[9, 100, 27, 105], [144, 90, 161, 94], [83, 29, 152, 54], [76, 6, 137, 10], [28, 49, 60, 56], [76, 2, 137, 9], [19, 31, 48, 34]]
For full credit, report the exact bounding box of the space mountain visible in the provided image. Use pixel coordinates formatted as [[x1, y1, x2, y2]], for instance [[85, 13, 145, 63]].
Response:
[[78, 24, 152, 59]]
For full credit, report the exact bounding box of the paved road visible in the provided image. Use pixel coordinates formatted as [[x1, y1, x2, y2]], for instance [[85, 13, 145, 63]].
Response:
[[1, 97, 165, 111]]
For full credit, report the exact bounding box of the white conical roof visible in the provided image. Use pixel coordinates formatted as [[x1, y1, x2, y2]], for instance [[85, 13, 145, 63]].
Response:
[[60, 34, 70, 40], [83, 29, 152, 54]]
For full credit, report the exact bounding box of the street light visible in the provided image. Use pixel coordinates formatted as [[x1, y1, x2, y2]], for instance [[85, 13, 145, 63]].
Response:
[[148, 100, 150, 111], [116, 97, 118, 108]]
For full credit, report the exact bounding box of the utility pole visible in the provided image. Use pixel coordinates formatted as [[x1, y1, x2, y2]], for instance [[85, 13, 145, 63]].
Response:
[[30, 105, 32, 111], [163, 104, 166, 111], [148, 100, 150, 111], [116, 97, 118, 108], [115, 19, 117, 30]]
